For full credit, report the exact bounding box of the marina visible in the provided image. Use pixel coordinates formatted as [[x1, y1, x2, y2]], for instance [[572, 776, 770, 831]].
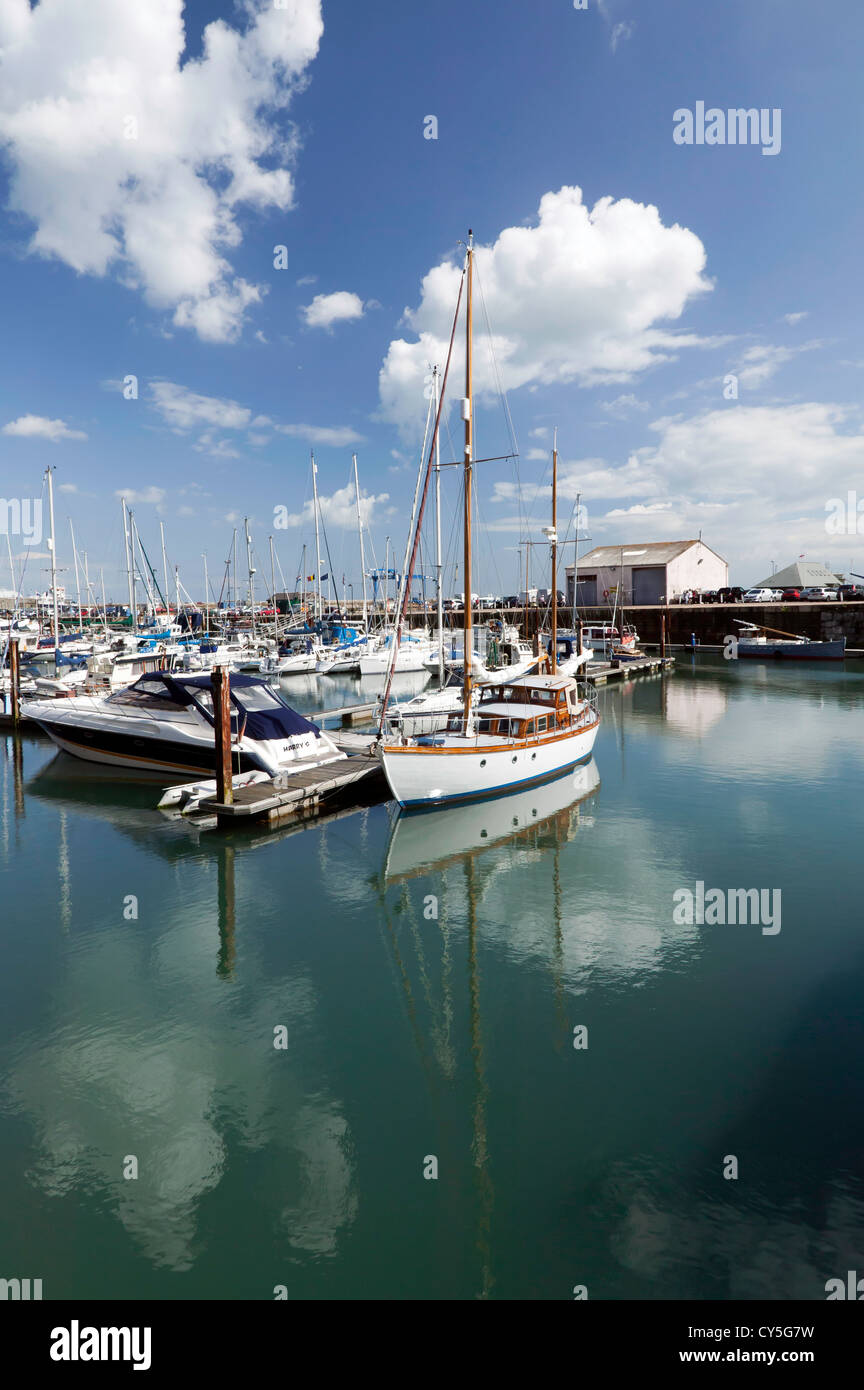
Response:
[[3, 0, 864, 1339]]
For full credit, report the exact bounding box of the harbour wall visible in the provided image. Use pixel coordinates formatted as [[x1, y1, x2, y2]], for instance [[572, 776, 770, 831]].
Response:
[[404, 601, 864, 649]]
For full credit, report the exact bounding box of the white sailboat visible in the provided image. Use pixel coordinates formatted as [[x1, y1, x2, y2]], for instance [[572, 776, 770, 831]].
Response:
[[376, 232, 600, 810]]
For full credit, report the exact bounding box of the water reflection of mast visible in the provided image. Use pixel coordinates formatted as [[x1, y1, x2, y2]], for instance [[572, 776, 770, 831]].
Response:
[[551, 835, 568, 1047], [465, 853, 494, 1299], [58, 806, 71, 933]]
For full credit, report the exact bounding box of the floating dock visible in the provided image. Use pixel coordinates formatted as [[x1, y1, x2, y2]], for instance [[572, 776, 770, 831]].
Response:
[[202, 753, 385, 828], [584, 653, 675, 684]]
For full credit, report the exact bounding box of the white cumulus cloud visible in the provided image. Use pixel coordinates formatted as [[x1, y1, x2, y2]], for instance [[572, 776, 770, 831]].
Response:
[[2, 414, 87, 441], [0, 0, 324, 342], [149, 381, 251, 432], [378, 186, 712, 436], [300, 291, 365, 330], [278, 481, 388, 529]]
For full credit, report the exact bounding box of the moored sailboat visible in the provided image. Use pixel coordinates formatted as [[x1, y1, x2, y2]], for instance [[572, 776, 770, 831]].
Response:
[[375, 232, 600, 809]]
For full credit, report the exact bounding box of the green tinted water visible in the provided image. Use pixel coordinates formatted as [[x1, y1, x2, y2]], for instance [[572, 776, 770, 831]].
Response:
[[2, 656, 863, 1300]]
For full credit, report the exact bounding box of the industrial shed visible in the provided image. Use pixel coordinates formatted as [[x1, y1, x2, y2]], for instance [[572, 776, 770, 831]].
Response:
[[565, 539, 728, 607]]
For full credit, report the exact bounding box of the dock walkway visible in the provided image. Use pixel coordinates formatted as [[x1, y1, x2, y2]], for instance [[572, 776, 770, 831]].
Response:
[[202, 753, 384, 827]]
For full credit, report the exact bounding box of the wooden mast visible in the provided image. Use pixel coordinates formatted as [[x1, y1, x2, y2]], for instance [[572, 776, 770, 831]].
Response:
[[551, 430, 558, 674], [462, 231, 474, 733]]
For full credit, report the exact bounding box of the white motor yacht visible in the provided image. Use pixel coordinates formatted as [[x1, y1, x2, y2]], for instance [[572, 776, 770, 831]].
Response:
[[21, 671, 346, 778]]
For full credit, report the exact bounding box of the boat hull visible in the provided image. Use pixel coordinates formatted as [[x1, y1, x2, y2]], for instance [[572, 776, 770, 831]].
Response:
[[358, 649, 433, 675], [30, 719, 253, 776], [378, 719, 599, 809], [737, 639, 846, 660]]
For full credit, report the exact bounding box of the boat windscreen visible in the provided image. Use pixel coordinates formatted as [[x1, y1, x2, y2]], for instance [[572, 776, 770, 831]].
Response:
[[231, 685, 285, 711]]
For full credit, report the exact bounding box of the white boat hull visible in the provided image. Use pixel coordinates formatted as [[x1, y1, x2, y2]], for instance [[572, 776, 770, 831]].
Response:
[[261, 652, 318, 674], [358, 646, 434, 675], [378, 719, 599, 808], [384, 758, 601, 877]]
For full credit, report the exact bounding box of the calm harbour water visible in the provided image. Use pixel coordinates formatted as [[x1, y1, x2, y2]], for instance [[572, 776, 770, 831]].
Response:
[[2, 653, 864, 1301]]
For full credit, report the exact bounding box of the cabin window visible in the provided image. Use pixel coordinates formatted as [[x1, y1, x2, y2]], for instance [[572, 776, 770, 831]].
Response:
[[107, 681, 186, 710], [536, 715, 548, 732], [184, 687, 214, 714], [231, 685, 283, 711]]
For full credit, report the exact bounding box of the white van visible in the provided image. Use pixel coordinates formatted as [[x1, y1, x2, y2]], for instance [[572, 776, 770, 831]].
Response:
[[743, 588, 782, 602]]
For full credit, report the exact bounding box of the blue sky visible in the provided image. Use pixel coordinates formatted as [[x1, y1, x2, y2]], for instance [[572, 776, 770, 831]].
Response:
[[1, 0, 863, 601]]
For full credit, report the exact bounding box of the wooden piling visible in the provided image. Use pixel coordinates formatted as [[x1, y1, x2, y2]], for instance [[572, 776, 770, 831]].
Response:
[[9, 638, 20, 727], [660, 614, 666, 659], [212, 665, 234, 805], [576, 618, 583, 657]]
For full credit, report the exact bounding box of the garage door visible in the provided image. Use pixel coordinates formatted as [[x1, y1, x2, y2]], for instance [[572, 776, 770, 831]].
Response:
[[574, 575, 597, 606], [632, 567, 665, 605]]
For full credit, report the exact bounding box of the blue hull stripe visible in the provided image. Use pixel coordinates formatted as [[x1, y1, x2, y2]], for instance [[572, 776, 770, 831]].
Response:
[[397, 752, 593, 811]]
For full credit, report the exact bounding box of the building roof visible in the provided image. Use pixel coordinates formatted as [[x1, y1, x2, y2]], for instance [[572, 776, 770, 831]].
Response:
[[565, 539, 707, 570], [752, 560, 843, 589]]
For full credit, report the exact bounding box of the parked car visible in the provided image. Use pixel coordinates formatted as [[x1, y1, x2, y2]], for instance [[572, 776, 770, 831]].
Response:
[[800, 586, 840, 601], [779, 588, 802, 600], [743, 588, 781, 602], [717, 586, 745, 603], [837, 584, 864, 600], [502, 595, 521, 608]]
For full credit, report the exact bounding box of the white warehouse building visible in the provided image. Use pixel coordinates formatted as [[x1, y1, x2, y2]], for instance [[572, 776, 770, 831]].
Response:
[[565, 539, 728, 607]]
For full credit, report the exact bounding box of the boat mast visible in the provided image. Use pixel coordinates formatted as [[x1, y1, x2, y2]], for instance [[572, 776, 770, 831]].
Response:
[[572, 491, 581, 630], [99, 568, 109, 638], [245, 516, 256, 639], [132, 515, 152, 618], [232, 528, 238, 616], [384, 537, 389, 625], [311, 453, 322, 623], [69, 518, 82, 635], [462, 231, 474, 732], [83, 551, 91, 628], [203, 553, 209, 639], [269, 535, 277, 640], [160, 521, 170, 620], [551, 430, 558, 674], [45, 466, 60, 657], [353, 452, 368, 629], [434, 365, 444, 684], [121, 498, 136, 635]]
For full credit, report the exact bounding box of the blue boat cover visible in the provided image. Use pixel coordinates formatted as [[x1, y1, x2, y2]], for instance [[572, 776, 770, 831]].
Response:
[[131, 671, 322, 742]]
